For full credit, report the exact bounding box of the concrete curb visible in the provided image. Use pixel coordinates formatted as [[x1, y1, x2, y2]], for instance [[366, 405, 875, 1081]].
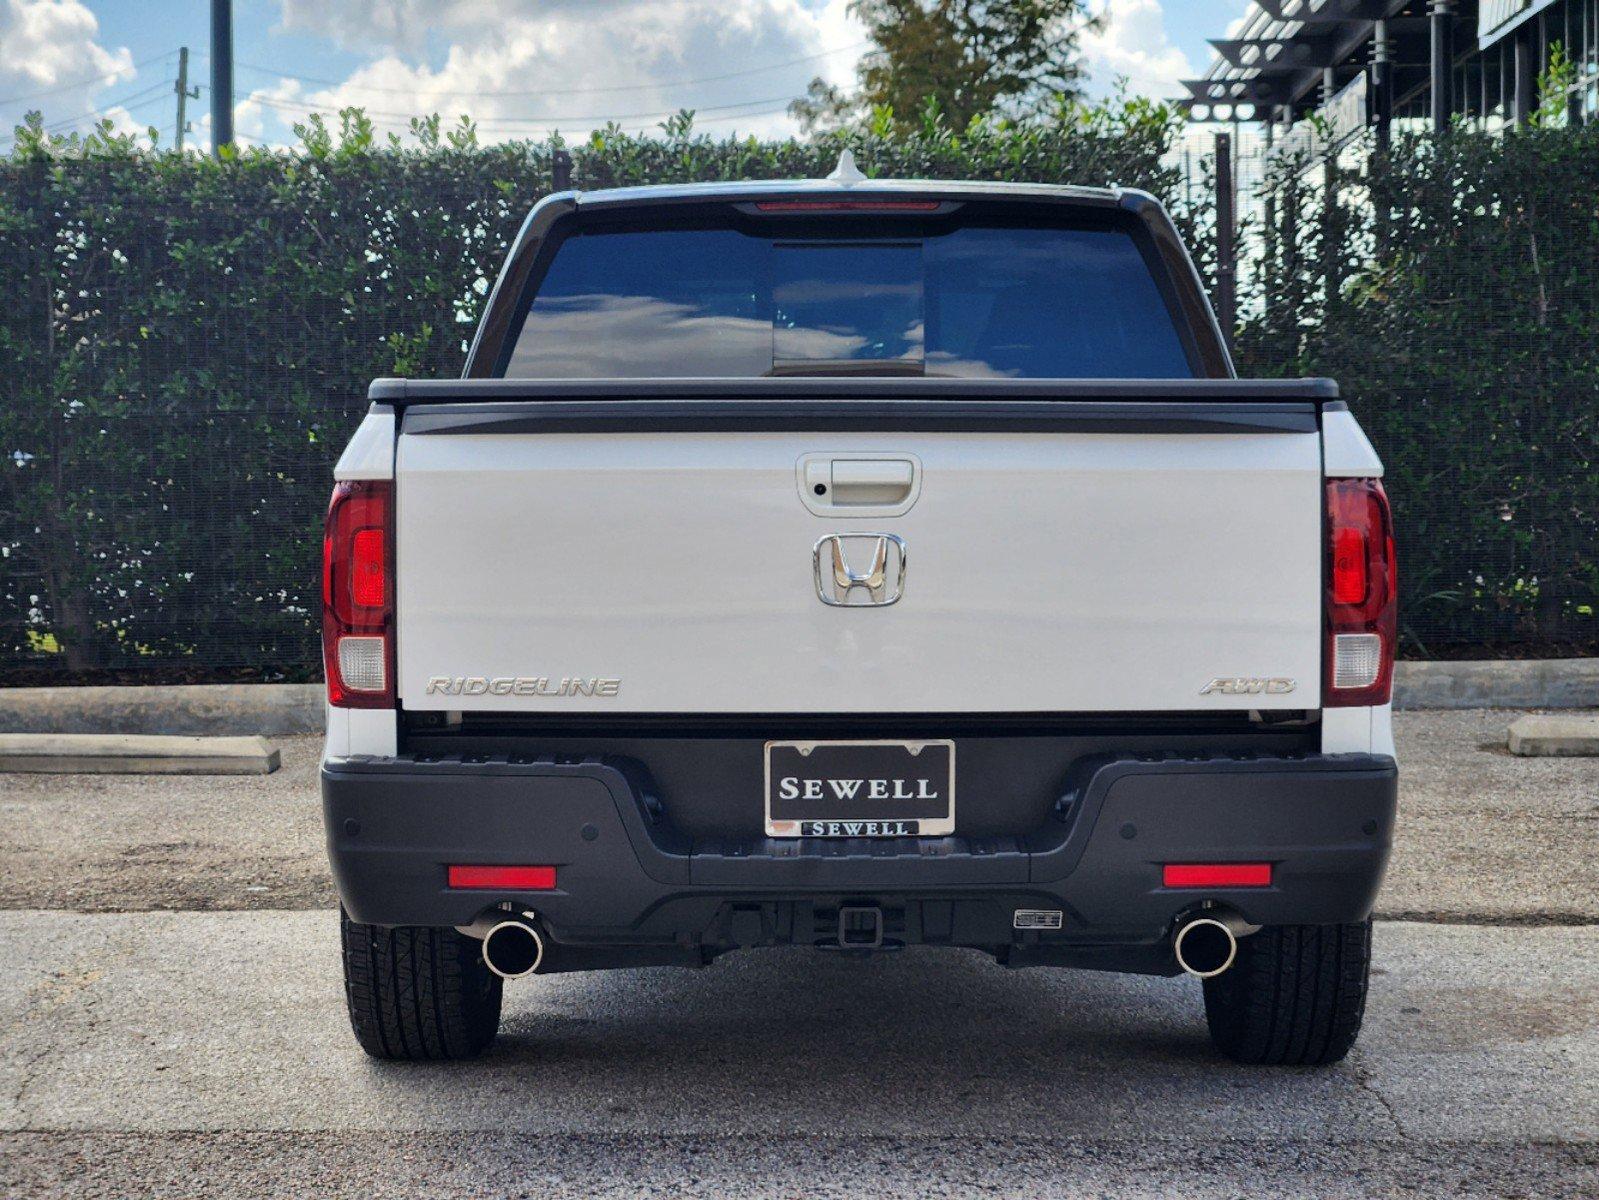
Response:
[[0, 733, 281, 774], [0, 661, 1594, 737], [1506, 714, 1599, 757], [0, 684, 322, 737], [1394, 659, 1599, 710]]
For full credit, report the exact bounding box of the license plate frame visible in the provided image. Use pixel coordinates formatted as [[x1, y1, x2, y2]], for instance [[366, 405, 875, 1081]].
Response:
[[764, 739, 955, 838]]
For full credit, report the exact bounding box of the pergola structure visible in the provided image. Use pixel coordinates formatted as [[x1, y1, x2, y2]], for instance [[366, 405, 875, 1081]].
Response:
[[1185, 0, 1598, 140]]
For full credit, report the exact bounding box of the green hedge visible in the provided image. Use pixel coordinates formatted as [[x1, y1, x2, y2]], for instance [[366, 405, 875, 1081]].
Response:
[[0, 146, 554, 678], [1235, 127, 1599, 657], [0, 116, 1594, 681]]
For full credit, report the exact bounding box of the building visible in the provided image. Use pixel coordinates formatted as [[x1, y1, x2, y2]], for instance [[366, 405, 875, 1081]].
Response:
[[1186, 0, 1598, 140]]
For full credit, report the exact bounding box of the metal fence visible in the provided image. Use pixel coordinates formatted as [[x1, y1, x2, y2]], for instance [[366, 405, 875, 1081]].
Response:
[[1, 131, 1595, 684]]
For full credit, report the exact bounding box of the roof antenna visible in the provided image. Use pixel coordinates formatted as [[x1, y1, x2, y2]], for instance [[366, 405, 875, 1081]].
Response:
[[826, 148, 867, 184]]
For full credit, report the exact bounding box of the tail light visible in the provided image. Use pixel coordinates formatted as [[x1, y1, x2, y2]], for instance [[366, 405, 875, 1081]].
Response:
[[323, 480, 394, 708], [1324, 478, 1397, 707]]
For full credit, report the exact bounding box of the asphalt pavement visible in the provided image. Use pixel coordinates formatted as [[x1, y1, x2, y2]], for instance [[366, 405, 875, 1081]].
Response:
[[0, 708, 1596, 1197]]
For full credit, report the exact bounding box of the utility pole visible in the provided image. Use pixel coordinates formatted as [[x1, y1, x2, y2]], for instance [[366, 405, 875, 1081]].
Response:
[[174, 47, 199, 151], [211, 0, 234, 153]]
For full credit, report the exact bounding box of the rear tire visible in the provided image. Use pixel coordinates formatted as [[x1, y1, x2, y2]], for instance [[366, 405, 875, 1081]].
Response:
[[340, 908, 502, 1060], [1202, 920, 1371, 1066]]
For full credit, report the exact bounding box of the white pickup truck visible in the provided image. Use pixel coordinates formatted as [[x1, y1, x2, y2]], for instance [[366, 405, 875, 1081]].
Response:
[[321, 169, 1398, 1066]]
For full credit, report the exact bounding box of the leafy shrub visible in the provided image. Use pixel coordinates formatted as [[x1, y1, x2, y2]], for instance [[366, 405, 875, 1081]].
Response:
[[2, 110, 1594, 681], [1236, 127, 1599, 655]]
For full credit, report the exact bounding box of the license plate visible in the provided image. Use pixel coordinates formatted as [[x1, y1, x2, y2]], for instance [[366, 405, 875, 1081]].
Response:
[[764, 740, 955, 837]]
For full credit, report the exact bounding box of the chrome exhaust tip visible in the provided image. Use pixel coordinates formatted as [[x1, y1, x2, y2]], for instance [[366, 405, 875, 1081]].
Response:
[[1173, 915, 1240, 979], [481, 917, 546, 980]]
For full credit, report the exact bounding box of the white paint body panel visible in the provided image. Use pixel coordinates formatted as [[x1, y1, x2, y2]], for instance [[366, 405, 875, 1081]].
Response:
[[1319, 703, 1395, 756], [1319, 705, 1368, 754], [1370, 704, 1396, 757], [324, 704, 398, 758], [395, 428, 1325, 714], [333, 406, 395, 481], [1322, 409, 1383, 477]]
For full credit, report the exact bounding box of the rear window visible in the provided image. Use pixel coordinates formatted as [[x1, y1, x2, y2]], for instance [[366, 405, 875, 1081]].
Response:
[[502, 217, 1194, 379]]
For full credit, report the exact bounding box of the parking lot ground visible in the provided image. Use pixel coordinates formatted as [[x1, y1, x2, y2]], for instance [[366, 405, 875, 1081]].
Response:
[[0, 707, 1595, 1196], [3, 1130, 1594, 1199], [1377, 710, 1599, 924], [0, 913, 1595, 1197]]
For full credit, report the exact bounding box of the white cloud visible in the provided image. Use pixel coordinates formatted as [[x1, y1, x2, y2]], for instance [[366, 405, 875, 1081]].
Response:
[[1081, 0, 1194, 102], [0, 0, 135, 131], [263, 0, 863, 144], [253, 0, 1207, 145], [231, 76, 305, 147], [276, 0, 439, 55]]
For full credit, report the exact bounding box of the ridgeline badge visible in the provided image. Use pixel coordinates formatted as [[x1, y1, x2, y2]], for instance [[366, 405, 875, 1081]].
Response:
[[425, 676, 621, 697]]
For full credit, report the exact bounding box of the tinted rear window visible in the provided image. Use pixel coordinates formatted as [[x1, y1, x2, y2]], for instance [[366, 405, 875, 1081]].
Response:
[[503, 220, 1193, 379]]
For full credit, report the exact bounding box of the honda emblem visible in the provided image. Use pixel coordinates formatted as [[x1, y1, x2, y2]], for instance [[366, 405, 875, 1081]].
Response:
[[813, 533, 907, 607]]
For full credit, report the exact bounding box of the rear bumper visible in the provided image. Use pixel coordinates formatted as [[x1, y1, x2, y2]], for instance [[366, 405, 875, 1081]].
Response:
[[323, 749, 1396, 973]]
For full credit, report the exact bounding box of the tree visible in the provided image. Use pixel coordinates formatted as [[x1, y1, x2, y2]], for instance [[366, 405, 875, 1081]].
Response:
[[790, 0, 1098, 133]]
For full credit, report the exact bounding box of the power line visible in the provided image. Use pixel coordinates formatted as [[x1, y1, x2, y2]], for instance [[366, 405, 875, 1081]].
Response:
[[624, 104, 792, 127], [245, 91, 798, 126], [80, 93, 174, 129], [5, 56, 807, 148], [196, 101, 794, 152], [2, 83, 174, 149], [458, 103, 796, 132], [38, 80, 175, 132], [2, 97, 170, 151], [464, 103, 797, 132], [245, 95, 795, 139], [0, 51, 177, 107], [4, 96, 792, 152], [228, 39, 868, 98]]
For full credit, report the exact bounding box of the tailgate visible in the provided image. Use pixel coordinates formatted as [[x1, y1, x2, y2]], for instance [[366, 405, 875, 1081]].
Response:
[[393, 392, 1325, 715]]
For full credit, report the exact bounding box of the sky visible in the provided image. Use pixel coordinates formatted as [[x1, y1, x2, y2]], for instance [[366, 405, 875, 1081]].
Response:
[[0, 0, 1254, 151]]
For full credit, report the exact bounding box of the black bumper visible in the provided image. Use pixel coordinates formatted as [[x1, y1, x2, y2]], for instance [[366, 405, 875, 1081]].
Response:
[[323, 749, 1397, 972]]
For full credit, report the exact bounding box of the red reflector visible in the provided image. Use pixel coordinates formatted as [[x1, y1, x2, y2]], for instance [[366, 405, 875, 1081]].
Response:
[[1163, 863, 1272, 888], [350, 528, 387, 609], [447, 865, 557, 891], [753, 199, 942, 212], [1330, 526, 1368, 604]]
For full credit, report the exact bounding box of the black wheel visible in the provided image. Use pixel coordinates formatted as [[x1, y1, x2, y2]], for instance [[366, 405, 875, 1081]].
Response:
[[340, 908, 502, 1060], [1202, 920, 1372, 1066]]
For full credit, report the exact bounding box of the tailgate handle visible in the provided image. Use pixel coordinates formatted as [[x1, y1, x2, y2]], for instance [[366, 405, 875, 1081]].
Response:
[[798, 453, 922, 516], [828, 459, 915, 505]]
